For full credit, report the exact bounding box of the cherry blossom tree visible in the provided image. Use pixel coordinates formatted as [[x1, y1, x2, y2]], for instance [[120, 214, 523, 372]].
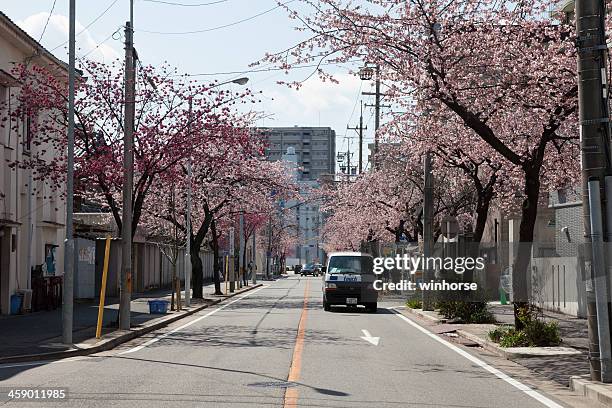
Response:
[[152, 126, 298, 297], [5, 60, 259, 240], [386, 109, 504, 244], [321, 144, 476, 251], [266, 0, 581, 323]]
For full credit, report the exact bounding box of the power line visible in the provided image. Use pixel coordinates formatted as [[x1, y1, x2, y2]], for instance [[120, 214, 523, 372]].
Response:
[[38, 0, 58, 43], [179, 59, 359, 77], [138, 0, 294, 34], [141, 0, 228, 6], [49, 0, 119, 52], [80, 27, 121, 59], [346, 81, 363, 127]]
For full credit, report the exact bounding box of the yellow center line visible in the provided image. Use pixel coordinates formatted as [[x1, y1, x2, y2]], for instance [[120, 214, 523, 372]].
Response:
[[283, 278, 310, 408]]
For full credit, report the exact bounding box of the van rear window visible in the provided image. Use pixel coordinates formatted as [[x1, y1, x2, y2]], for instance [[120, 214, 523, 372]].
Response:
[[328, 256, 373, 275]]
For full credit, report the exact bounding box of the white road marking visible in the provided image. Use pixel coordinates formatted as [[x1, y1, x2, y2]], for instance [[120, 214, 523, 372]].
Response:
[[360, 329, 380, 346], [391, 309, 565, 408], [0, 356, 87, 370], [119, 286, 267, 354]]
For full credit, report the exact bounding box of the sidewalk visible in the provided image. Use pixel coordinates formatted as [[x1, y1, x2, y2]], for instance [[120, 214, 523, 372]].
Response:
[[487, 303, 589, 350], [404, 303, 588, 383], [0, 281, 256, 360], [402, 302, 612, 406]]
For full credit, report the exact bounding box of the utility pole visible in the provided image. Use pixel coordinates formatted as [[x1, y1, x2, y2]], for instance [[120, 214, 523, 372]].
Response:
[[252, 228, 257, 284], [347, 102, 367, 174], [347, 143, 351, 178], [239, 211, 245, 287], [374, 64, 380, 155], [120, 1, 135, 331], [422, 152, 434, 311], [229, 227, 235, 292], [184, 98, 192, 307], [362, 65, 390, 170], [62, 0, 76, 345], [337, 140, 356, 179], [266, 215, 272, 280], [576, 0, 612, 382]]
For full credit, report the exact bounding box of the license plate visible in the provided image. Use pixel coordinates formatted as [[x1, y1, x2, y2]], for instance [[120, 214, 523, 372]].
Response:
[[346, 298, 358, 305]]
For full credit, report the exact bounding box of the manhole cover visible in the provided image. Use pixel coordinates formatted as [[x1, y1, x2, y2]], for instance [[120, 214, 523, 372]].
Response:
[[247, 381, 297, 388]]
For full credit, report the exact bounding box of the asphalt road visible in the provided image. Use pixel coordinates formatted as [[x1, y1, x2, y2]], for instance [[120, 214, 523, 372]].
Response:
[[0, 276, 570, 407]]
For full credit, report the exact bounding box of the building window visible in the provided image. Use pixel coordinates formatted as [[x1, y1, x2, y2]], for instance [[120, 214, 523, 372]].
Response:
[[23, 115, 32, 153], [557, 189, 567, 204], [0, 85, 7, 145]]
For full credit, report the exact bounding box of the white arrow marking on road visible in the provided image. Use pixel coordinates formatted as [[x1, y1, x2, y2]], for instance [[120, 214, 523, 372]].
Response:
[[360, 329, 380, 346]]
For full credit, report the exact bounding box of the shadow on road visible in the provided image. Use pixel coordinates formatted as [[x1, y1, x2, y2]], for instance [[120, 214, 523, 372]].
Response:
[[130, 324, 356, 349], [391, 362, 494, 380], [114, 355, 350, 397]]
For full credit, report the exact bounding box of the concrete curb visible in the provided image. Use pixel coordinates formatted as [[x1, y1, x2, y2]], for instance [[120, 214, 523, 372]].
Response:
[[455, 329, 582, 359], [0, 283, 263, 364], [570, 375, 612, 407], [403, 307, 447, 324]]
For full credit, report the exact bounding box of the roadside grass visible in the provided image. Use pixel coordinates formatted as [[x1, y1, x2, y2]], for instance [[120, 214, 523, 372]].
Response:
[[406, 299, 423, 309], [488, 305, 561, 347]]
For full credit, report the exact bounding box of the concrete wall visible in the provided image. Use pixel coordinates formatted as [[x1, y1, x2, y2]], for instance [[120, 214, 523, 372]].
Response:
[[91, 239, 214, 299], [75, 238, 96, 299], [531, 256, 587, 317]]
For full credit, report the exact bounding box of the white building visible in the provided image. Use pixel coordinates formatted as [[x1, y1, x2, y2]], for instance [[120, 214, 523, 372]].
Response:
[[0, 12, 66, 314]]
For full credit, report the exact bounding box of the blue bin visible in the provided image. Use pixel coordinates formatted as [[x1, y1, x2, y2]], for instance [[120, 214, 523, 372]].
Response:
[[10, 294, 22, 315], [148, 300, 169, 314]]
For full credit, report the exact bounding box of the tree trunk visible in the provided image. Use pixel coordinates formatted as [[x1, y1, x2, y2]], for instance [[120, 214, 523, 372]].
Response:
[[211, 218, 223, 295], [473, 189, 493, 244], [463, 188, 493, 284], [170, 264, 176, 310], [512, 166, 541, 329], [190, 209, 213, 299], [191, 249, 204, 298]]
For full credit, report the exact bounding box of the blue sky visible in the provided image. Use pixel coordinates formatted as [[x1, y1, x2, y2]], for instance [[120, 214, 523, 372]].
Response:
[[3, 0, 378, 170]]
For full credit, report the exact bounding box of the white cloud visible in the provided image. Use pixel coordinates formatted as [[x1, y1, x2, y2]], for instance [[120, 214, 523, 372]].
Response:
[[16, 12, 121, 63], [260, 72, 364, 129]]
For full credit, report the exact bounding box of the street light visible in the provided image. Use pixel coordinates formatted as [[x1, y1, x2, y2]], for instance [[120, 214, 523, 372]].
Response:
[[231, 77, 249, 85], [211, 77, 249, 88], [359, 63, 382, 169], [359, 66, 374, 81]]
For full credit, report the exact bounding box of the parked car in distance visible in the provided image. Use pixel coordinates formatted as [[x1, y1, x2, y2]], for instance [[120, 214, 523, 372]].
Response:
[[300, 263, 320, 277]]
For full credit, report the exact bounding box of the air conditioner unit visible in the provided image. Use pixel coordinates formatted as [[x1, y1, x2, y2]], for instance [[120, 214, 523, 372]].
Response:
[[17, 289, 32, 312]]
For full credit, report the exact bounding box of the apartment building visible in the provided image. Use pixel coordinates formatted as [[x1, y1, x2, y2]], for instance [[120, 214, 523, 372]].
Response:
[[0, 12, 66, 314], [260, 126, 336, 181], [260, 127, 336, 264]]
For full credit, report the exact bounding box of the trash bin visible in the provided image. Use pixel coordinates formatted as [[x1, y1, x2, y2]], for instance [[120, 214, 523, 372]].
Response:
[[148, 300, 169, 314], [10, 294, 23, 315], [16, 289, 32, 312]]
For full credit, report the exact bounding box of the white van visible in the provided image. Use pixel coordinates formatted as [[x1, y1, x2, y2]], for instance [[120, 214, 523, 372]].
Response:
[[322, 252, 377, 313]]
